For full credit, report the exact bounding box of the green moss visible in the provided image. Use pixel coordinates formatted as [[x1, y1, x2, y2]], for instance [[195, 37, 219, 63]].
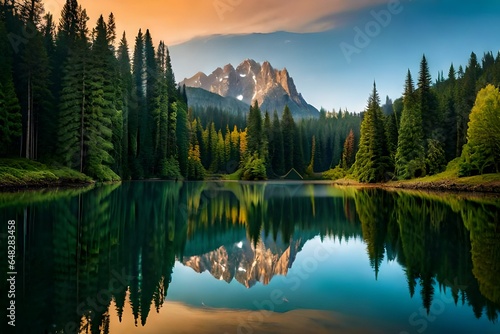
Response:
[[0, 158, 93, 188], [226, 168, 243, 180]]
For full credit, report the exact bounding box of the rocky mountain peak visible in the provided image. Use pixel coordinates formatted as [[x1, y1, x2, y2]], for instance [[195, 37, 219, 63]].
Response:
[[182, 236, 304, 288], [181, 59, 319, 118]]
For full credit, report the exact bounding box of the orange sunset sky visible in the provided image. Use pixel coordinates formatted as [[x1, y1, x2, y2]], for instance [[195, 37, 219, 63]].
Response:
[[41, 0, 500, 112], [43, 0, 386, 46]]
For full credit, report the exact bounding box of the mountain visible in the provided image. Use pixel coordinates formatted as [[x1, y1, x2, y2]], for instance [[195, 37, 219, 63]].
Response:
[[182, 232, 307, 288], [181, 59, 319, 118]]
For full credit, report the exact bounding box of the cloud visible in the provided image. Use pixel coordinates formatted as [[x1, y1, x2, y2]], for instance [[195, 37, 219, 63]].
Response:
[[44, 0, 388, 45]]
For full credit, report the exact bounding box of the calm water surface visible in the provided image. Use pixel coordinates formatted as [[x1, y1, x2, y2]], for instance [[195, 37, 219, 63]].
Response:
[[0, 181, 499, 333]]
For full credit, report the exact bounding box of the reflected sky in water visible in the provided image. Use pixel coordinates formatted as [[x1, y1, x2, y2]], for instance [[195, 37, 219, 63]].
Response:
[[0, 181, 499, 333]]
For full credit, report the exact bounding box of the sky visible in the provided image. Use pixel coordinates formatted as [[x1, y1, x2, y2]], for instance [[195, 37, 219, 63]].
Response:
[[45, 0, 500, 113]]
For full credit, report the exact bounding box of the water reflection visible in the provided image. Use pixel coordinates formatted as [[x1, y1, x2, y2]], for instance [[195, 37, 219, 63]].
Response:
[[0, 182, 499, 333]]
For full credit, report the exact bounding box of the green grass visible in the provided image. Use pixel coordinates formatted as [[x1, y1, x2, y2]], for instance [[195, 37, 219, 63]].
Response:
[[225, 168, 243, 180], [320, 158, 500, 193], [0, 158, 93, 189], [392, 158, 500, 186]]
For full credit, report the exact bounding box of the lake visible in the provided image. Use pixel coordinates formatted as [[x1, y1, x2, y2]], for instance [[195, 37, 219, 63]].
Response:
[[1, 181, 499, 334]]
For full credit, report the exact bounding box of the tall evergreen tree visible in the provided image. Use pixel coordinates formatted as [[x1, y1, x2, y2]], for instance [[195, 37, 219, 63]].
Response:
[[457, 52, 481, 156], [18, 0, 53, 160], [263, 111, 272, 176], [281, 105, 295, 172], [385, 112, 398, 160], [417, 55, 439, 142], [57, 6, 89, 172], [86, 15, 120, 179], [246, 100, 263, 155], [54, 0, 82, 103], [117, 32, 133, 179], [58, 13, 118, 181], [176, 101, 189, 177], [293, 124, 305, 172], [0, 21, 21, 156], [155, 41, 169, 174], [19, 0, 44, 27], [442, 64, 458, 160], [341, 129, 355, 169], [129, 29, 144, 176], [395, 71, 426, 179], [271, 110, 285, 175], [138, 29, 156, 176], [353, 82, 391, 183]]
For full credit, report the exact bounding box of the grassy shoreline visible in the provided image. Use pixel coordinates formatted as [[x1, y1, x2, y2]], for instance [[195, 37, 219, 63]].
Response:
[[0, 158, 94, 191], [331, 172, 500, 194], [2, 158, 500, 194]]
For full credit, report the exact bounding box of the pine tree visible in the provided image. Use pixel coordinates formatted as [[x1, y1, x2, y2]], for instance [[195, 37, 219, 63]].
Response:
[[187, 143, 205, 180], [353, 82, 391, 183], [106, 13, 116, 51], [0, 21, 21, 157], [417, 55, 439, 142], [19, 0, 44, 27], [293, 124, 305, 172], [176, 101, 189, 177], [341, 129, 355, 169], [117, 32, 132, 179], [84, 15, 118, 180], [395, 71, 426, 179], [128, 29, 144, 176], [246, 100, 263, 155], [425, 139, 446, 175], [53, 0, 82, 109], [18, 1, 53, 160], [442, 64, 458, 160], [306, 135, 316, 175], [0, 79, 22, 157], [230, 124, 240, 165], [457, 52, 481, 156], [57, 7, 89, 172], [58, 13, 118, 181], [263, 111, 272, 177], [139, 29, 156, 176], [281, 105, 294, 172], [271, 110, 285, 175], [385, 112, 398, 160], [155, 41, 169, 174]]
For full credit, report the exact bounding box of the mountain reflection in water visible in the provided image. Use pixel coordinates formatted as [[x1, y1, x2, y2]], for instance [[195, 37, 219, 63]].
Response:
[[0, 181, 499, 333]]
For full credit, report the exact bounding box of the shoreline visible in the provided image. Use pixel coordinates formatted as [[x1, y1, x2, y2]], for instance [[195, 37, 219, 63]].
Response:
[[2, 177, 500, 195], [331, 178, 500, 195], [0, 180, 95, 193]]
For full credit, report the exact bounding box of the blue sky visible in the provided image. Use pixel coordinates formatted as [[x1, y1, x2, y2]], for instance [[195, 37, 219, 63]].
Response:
[[168, 0, 500, 113]]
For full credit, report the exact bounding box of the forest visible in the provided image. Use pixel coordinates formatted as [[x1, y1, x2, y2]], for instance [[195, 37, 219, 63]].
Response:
[[0, 0, 499, 183]]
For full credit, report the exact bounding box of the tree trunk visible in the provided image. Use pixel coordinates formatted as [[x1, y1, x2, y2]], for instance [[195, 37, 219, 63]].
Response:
[[25, 75, 32, 159]]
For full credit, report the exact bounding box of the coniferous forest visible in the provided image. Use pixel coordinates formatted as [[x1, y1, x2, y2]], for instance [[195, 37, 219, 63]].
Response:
[[0, 0, 499, 183]]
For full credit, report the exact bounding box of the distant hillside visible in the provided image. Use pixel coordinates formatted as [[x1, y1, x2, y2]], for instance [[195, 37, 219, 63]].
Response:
[[185, 87, 250, 114]]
